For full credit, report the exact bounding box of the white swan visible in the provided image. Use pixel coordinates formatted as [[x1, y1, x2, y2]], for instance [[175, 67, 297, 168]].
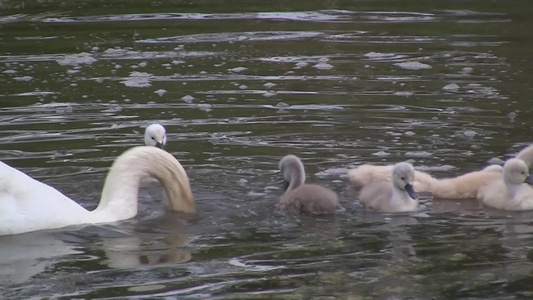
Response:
[[480, 158, 533, 210], [144, 124, 167, 148], [279, 155, 338, 214], [0, 146, 194, 236], [358, 162, 418, 213], [348, 163, 437, 192]]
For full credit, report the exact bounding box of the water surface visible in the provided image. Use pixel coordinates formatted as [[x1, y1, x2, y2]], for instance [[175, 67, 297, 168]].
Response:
[[1, 0, 533, 299]]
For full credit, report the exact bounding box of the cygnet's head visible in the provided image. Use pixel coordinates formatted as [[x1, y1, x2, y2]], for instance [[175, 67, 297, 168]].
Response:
[[144, 124, 167, 149], [392, 162, 417, 199], [503, 158, 533, 185], [279, 154, 305, 191]]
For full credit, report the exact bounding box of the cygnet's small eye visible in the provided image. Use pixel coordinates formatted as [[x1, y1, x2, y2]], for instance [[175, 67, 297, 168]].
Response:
[[401, 177, 405, 181], [151, 137, 155, 140]]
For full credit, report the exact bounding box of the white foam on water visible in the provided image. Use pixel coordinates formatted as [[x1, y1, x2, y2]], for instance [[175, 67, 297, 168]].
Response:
[[364, 52, 395, 59], [13, 76, 34, 82], [57, 52, 98, 66], [181, 95, 195, 103], [228, 67, 248, 73], [442, 83, 460, 92], [394, 91, 414, 97], [405, 151, 432, 158], [154, 89, 167, 96], [120, 71, 153, 88], [394, 61, 432, 70], [372, 151, 391, 157], [313, 62, 333, 70]]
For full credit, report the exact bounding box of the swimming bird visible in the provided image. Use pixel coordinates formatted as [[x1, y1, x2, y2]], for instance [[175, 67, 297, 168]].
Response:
[[279, 155, 338, 214], [144, 124, 167, 148], [480, 158, 533, 210], [0, 146, 194, 236], [348, 164, 437, 192], [358, 162, 419, 213]]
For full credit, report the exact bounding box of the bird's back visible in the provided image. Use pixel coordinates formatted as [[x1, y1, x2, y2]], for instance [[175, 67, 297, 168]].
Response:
[[432, 170, 502, 200], [348, 165, 392, 189], [348, 164, 436, 192], [0, 162, 89, 235], [280, 184, 338, 214], [358, 181, 393, 211]]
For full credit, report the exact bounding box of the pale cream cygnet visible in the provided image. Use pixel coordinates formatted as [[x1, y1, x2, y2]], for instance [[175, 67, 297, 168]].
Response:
[[358, 162, 418, 213], [480, 158, 533, 210], [144, 124, 167, 148], [348, 163, 437, 192], [279, 155, 338, 214]]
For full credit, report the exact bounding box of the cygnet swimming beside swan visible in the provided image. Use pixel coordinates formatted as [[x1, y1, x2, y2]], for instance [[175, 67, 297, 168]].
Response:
[[0, 146, 194, 236], [358, 162, 418, 213], [348, 163, 437, 192], [480, 158, 533, 210], [144, 124, 167, 148], [278, 155, 338, 214]]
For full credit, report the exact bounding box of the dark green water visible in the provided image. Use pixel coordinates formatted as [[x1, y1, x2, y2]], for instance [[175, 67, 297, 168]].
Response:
[[1, 0, 533, 299]]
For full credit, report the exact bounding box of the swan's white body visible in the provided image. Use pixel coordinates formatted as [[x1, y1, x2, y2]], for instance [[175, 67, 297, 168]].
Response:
[[0, 146, 194, 235], [480, 158, 533, 210], [279, 155, 338, 214], [144, 124, 167, 148], [358, 162, 418, 213], [348, 164, 437, 192]]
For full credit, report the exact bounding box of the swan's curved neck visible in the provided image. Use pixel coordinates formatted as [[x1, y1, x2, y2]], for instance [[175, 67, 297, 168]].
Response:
[[92, 161, 145, 222], [287, 161, 305, 191], [91, 147, 194, 223]]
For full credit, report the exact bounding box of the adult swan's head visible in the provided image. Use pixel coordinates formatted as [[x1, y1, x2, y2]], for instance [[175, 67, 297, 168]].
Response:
[[0, 146, 194, 236]]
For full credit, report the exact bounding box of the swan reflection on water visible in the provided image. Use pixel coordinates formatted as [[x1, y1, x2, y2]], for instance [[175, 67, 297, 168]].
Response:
[[0, 213, 192, 285]]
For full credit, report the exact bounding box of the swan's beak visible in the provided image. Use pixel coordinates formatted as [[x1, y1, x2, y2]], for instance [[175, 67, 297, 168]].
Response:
[[405, 183, 417, 199], [281, 179, 290, 192], [155, 142, 164, 149], [525, 174, 533, 185]]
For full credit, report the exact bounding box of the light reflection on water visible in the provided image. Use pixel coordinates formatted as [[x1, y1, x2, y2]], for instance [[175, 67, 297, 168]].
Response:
[[1, 0, 533, 299]]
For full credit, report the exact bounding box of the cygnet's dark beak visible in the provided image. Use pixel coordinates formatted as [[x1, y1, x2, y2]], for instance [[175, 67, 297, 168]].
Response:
[[281, 179, 290, 192], [405, 183, 417, 199], [155, 142, 164, 149], [525, 174, 533, 185]]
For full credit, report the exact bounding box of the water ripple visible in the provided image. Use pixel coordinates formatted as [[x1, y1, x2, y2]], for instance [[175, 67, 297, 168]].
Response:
[[0, 10, 509, 25]]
